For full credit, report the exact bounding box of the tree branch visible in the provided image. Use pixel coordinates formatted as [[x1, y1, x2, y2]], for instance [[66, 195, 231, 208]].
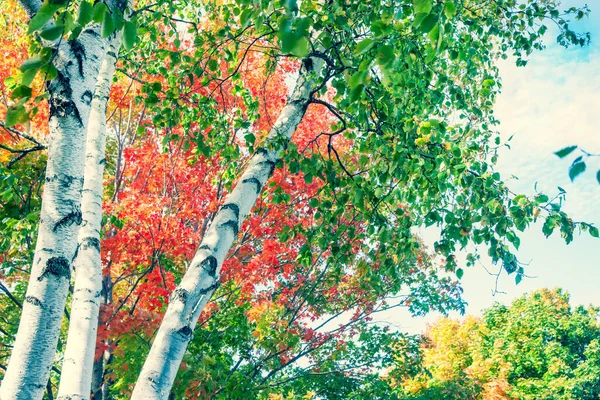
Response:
[[0, 122, 46, 148]]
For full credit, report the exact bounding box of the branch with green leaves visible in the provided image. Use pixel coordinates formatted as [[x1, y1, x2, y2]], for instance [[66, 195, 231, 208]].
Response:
[[555, 145, 600, 184]]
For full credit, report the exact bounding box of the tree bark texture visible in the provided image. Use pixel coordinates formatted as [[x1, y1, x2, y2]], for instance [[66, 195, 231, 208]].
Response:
[[0, 8, 110, 400], [90, 273, 113, 400], [56, 33, 122, 400]]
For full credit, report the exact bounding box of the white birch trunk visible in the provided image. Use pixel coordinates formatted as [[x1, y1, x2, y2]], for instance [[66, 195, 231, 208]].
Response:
[[89, 273, 113, 400], [0, 23, 109, 400], [56, 34, 122, 400], [131, 56, 324, 400]]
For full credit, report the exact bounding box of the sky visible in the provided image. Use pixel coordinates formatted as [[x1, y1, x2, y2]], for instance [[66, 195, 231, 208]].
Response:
[[390, 2, 600, 334]]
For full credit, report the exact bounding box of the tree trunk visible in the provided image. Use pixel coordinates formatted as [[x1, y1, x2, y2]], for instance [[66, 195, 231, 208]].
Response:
[[56, 33, 122, 400], [90, 274, 113, 400], [0, 27, 109, 399], [131, 56, 324, 399]]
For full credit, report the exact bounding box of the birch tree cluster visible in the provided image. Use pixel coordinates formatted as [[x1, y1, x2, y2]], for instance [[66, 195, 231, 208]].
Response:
[[0, 0, 595, 398]]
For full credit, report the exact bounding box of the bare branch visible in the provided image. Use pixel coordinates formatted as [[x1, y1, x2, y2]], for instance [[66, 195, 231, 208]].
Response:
[[0, 122, 46, 148]]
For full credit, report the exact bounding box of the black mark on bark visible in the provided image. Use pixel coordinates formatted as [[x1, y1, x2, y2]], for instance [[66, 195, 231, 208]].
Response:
[[198, 282, 219, 295], [45, 174, 83, 189], [242, 177, 262, 194], [81, 237, 100, 252], [39, 256, 71, 281], [220, 220, 239, 237], [49, 72, 83, 127], [220, 203, 240, 220], [68, 39, 87, 77], [200, 256, 218, 277], [257, 159, 276, 177], [81, 90, 93, 106], [255, 147, 269, 157], [303, 58, 313, 72], [82, 27, 100, 38], [171, 288, 188, 304], [177, 325, 193, 338], [288, 98, 309, 115], [25, 296, 43, 307], [53, 208, 82, 232]]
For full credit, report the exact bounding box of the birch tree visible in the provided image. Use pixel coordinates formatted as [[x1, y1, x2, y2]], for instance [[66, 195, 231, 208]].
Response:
[[56, 33, 122, 400], [0, 0, 132, 396], [0, 4, 113, 399], [132, 52, 325, 398]]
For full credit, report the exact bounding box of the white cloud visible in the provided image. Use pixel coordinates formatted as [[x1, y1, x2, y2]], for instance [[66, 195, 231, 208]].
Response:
[[495, 49, 600, 224]]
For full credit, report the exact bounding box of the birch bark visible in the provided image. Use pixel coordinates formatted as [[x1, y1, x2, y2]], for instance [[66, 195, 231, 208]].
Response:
[[131, 55, 324, 399], [56, 33, 122, 400], [90, 273, 113, 400], [0, 6, 109, 400]]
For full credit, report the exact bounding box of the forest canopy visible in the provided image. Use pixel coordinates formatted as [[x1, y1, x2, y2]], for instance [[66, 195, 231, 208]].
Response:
[[399, 288, 600, 400], [0, 0, 596, 399]]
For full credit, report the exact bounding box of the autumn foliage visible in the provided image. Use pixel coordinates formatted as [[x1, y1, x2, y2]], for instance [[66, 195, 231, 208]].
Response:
[[2, 0, 594, 398]]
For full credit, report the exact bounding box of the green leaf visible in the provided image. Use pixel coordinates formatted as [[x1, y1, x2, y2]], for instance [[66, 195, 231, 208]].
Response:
[[349, 70, 367, 88], [590, 226, 599, 238], [354, 38, 375, 56], [39, 62, 58, 81], [280, 31, 301, 54], [506, 231, 520, 250], [554, 145, 577, 158], [77, 1, 93, 26], [111, 10, 124, 31], [101, 10, 115, 37], [427, 23, 440, 43], [244, 133, 255, 145], [291, 36, 310, 57], [10, 85, 32, 100], [413, 0, 432, 14], [56, 10, 74, 33], [284, 0, 298, 13], [419, 13, 439, 33], [5, 106, 28, 127], [21, 69, 38, 86], [444, 1, 457, 18], [20, 56, 44, 72], [123, 20, 137, 51], [110, 215, 124, 230], [376, 45, 394, 66], [456, 268, 463, 279], [92, 2, 108, 24], [28, 2, 59, 33], [412, 13, 428, 29], [240, 9, 253, 29], [279, 231, 289, 243], [568, 161, 586, 182], [207, 59, 218, 71], [596, 170, 600, 184], [39, 25, 64, 41]]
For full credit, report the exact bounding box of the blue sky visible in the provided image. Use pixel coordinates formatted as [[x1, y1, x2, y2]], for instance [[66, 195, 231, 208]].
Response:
[[391, 2, 600, 334]]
